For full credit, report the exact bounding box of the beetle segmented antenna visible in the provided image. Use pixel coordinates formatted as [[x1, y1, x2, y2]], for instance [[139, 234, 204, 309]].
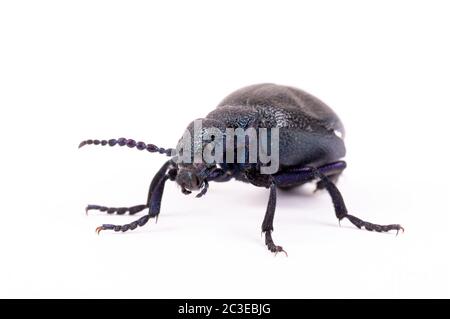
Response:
[[78, 138, 175, 157]]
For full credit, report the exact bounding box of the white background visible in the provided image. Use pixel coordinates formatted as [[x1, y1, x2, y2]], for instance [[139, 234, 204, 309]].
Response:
[[1, 1, 449, 298]]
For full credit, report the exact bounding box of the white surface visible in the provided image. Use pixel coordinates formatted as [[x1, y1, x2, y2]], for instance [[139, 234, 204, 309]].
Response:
[[1, 1, 449, 298]]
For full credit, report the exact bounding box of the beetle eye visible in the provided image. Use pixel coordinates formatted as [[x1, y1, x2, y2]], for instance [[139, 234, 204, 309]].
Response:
[[333, 130, 343, 139]]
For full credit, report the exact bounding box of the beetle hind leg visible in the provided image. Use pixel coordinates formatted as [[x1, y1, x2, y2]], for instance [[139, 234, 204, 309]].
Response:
[[273, 162, 403, 235], [315, 173, 341, 192], [313, 170, 404, 234], [342, 214, 404, 234]]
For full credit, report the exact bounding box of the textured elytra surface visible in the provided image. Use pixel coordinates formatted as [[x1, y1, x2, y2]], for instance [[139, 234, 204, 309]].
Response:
[[205, 83, 346, 168], [216, 83, 345, 133]]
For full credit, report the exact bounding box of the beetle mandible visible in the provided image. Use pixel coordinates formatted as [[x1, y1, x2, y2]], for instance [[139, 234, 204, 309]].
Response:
[[80, 83, 403, 254]]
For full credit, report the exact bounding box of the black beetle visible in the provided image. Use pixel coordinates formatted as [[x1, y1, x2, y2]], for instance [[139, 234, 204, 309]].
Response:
[[80, 83, 403, 254]]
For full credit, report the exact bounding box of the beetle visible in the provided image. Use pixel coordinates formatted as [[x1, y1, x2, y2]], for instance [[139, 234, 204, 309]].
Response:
[[79, 83, 403, 254]]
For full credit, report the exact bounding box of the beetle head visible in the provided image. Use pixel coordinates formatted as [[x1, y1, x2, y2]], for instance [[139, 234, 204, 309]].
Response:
[[175, 163, 210, 195], [174, 118, 225, 195]]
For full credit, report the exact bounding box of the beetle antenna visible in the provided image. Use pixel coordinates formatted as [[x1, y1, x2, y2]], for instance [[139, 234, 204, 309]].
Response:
[[78, 138, 175, 157]]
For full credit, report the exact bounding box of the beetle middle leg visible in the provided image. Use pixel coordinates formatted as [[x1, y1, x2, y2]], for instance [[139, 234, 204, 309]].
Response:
[[261, 183, 287, 256]]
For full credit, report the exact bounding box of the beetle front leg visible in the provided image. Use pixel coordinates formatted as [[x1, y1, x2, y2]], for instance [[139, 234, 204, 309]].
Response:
[[85, 160, 173, 216], [96, 174, 170, 233], [261, 183, 287, 256], [313, 170, 404, 234], [86, 204, 148, 215]]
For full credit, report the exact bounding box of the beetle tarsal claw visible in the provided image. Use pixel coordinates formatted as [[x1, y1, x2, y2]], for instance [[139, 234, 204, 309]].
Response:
[[275, 249, 288, 257], [95, 226, 104, 235], [270, 245, 288, 257]]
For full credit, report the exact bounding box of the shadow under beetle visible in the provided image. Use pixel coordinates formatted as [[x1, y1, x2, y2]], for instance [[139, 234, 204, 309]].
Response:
[[80, 83, 403, 255]]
